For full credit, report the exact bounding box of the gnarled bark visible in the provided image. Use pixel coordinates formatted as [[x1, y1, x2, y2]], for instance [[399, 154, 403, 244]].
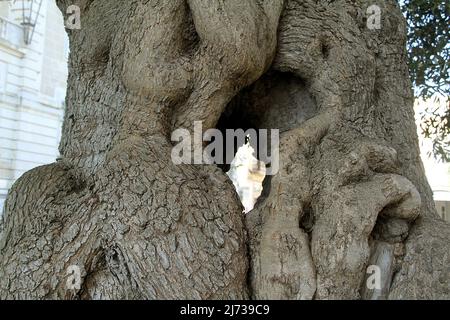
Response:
[[0, 0, 448, 300]]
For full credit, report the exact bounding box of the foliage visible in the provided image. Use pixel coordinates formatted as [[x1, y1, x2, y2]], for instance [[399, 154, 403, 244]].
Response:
[[401, 0, 450, 161]]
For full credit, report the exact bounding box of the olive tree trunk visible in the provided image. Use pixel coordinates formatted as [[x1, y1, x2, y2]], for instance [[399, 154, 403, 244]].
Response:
[[0, 0, 448, 299]]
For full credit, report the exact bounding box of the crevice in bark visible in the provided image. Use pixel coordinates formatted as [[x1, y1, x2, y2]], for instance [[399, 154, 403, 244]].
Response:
[[219, 71, 317, 133], [256, 175, 272, 207], [320, 41, 330, 60], [67, 172, 87, 194], [215, 111, 258, 175], [300, 203, 315, 236], [79, 252, 106, 300], [183, 2, 201, 56], [359, 175, 422, 299], [93, 42, 111, 70]]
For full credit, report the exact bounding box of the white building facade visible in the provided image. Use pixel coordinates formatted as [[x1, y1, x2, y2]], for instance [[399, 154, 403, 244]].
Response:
[[415, 97, 450, 222], [0, 0, 68, 213]]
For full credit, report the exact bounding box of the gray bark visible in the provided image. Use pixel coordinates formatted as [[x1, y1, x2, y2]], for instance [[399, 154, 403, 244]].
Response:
[[0, 0, 448, 300]]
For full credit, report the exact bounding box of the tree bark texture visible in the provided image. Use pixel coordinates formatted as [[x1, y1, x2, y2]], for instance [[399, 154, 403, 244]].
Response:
[[0, 0, 448, 300]]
